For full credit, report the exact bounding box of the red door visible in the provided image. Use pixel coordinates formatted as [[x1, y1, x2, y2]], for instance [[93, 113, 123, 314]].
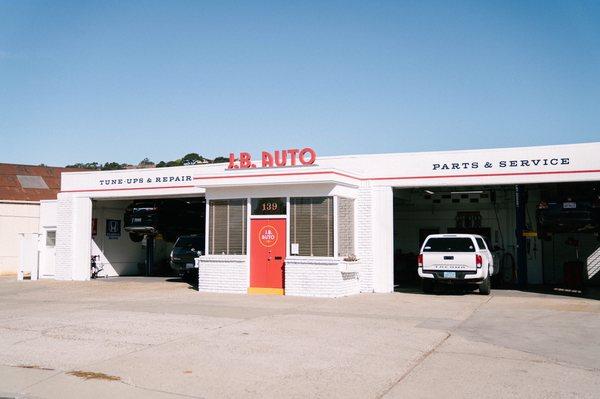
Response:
[[250, 219, 286, 294]]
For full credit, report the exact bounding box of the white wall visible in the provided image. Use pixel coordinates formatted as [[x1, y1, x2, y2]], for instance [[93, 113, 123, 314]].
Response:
[[0, 201, 40, 275], [39, 200, 57, 228], [204, 183, 358, 201], [372, 187, 394, 293], [38, 201, 58, 278], [54, 196, 93, 280], [197, 256, 248, 293], [72, 197, 92, 280], [92, 200, 145, 277]]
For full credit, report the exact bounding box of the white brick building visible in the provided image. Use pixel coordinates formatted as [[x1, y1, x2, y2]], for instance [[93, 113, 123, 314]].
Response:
[[38, 143, 600, 296]]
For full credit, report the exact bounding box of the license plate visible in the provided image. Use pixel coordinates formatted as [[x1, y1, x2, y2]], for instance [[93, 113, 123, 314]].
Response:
[[563, 202, 576, 209], [443, 272, 456, 279], [186, 263, 195, 269], [133, 217, 142, 222]]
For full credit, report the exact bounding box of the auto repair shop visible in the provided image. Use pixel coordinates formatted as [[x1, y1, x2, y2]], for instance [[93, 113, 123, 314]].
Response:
[[38, 142, 600, 297]]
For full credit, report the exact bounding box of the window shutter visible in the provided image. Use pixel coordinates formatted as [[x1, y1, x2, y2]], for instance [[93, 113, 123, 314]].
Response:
[[310, 197, 333, 257], [290, 197, 333, 257], [209, 199, 247, 255], [291, 198, 311, 256], [227, 199, 247, 255]]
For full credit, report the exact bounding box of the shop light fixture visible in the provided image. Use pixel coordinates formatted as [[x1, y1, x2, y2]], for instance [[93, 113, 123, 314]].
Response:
[[450, 190, 484, 195]]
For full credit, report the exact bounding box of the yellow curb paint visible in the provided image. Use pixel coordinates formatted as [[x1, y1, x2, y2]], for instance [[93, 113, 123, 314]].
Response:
[[247, 287, 284, 295]]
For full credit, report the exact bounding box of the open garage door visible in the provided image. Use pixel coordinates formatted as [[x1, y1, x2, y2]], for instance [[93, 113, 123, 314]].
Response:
[[91, 197, 205, 279], [393, 182, 600, 293], [536, 182, 600, 290]]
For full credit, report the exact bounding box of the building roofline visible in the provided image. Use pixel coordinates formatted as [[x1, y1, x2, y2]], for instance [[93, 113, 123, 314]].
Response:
[[0, 200, 41, 205], [59, 141, 600, 176], [0, 162, 72, 169], [316, 140, 600, 161]]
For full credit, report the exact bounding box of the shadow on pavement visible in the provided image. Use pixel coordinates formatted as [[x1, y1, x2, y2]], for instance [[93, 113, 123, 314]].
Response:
[[166, 277, 198, 291], [394, 283, 477, 296], [395, 281, 600, 300]]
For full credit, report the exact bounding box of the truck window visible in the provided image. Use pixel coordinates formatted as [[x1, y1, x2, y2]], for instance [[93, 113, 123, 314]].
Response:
[[475, 238, 487, 250], [422, 238, 475, 252]]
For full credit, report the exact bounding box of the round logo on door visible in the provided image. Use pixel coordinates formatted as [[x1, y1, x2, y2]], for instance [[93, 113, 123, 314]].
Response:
[[258, 225, 278, 247]]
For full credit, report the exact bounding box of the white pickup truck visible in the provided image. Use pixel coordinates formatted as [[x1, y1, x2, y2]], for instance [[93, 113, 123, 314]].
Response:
[[417, 234, 494, 295]]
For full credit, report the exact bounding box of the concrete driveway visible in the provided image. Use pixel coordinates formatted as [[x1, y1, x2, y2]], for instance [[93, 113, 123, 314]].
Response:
[[0, 276, 598, 399]]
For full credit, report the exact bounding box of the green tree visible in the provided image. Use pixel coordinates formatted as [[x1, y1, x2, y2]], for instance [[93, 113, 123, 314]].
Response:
[[181, 153, 205, 165], [212, 156, 229, 164], [165, 160, 183, 167], [101, 162, 124, 170], [66, 162, 100, 170]]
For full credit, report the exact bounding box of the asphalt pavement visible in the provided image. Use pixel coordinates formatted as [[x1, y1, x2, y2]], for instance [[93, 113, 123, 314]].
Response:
[[0, 276, 598, 398]]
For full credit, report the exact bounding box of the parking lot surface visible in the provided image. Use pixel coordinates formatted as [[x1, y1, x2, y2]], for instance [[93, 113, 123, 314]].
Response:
[[0, 276, 598, 398]]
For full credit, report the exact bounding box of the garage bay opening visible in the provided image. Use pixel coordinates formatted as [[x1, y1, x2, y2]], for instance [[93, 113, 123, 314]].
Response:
[[91, 197, 205, 281], [393, 183, 599, 294]]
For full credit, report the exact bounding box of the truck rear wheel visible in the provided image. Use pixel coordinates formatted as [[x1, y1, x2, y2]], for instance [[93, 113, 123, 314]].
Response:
[[479, 276, 491, 295], [422, 279, 435, 294]]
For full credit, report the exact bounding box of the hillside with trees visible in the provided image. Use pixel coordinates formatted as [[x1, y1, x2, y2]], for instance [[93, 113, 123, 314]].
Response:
[[66, 153, 228, 170]]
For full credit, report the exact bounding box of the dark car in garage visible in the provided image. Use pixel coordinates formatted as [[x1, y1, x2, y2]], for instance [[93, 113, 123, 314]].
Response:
[[537, 196, 600, 238], [124, 198, 205, 242], [170, 234, 204, 279]]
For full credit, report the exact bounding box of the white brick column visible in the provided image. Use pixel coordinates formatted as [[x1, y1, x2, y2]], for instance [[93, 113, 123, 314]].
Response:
[[371, 186, 394, 293], [55, 194, 73, 280], [54, 194, 92, 281], [356, 185, 374, 292], [72, 197, 92, 280]]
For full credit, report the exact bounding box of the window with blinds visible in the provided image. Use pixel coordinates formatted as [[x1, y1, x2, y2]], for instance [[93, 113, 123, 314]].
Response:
[[290, 197, 333, 257], [337, 197, 355, 257], [208, 199, 247, 255]]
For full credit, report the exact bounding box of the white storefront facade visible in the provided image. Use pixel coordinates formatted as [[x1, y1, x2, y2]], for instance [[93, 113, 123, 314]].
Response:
[[43, 142, 600, 296]]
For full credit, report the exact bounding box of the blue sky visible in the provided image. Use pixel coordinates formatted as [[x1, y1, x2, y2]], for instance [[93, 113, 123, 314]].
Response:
[[1, 1, 599, 166]]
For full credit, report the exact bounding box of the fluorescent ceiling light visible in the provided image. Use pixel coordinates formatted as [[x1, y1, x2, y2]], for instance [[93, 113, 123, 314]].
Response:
[[450, 190, 484, 195], [424, 190, 435, 195]]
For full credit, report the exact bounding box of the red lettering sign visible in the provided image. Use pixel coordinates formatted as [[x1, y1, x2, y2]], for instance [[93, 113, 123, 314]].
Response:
[[227, 147, 317, 169], [258, 225, 279, 247]]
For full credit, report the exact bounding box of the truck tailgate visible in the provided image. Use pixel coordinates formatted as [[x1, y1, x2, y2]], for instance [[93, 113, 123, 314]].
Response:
[[422, 252, 476, 271]]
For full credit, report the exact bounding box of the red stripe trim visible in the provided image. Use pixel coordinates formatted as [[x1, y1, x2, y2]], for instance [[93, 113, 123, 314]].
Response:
[[193, 170, 363, 181], [60, 168, 600, 193], [370, 169, 600, 180], [61, 184, 196, 193], [193, 168, 600, 182]]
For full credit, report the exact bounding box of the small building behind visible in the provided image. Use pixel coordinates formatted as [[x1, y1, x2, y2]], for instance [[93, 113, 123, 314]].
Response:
[[0, 163, 74, 275]]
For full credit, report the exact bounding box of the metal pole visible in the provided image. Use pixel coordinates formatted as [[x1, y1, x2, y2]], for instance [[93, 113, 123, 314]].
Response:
[[515, 185, 528, 287], [146, 235, 155, 277]]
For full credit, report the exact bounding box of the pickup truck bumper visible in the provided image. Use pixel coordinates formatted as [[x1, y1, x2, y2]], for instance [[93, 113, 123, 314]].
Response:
[[418, 267, 487, 283]]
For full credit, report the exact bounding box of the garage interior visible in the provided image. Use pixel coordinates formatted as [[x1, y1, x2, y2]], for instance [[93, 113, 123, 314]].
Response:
[[91, 196, 205, 278], [393, 182, 600, 292]]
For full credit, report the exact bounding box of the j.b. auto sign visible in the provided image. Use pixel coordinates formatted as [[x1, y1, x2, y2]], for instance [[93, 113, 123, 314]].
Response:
[[227, 147, 317, 169]]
